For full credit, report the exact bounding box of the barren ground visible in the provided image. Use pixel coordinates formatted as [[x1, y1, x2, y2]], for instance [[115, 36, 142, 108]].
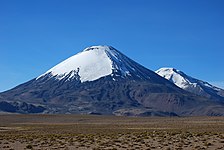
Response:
[[1, 115, 224, 149]]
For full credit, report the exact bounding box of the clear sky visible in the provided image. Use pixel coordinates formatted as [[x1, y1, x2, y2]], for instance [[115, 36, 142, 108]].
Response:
[[0, 0, 224, 92]]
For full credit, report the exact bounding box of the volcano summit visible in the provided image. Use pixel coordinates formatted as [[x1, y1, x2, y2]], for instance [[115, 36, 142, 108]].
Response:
[[37, 46, 160, 82], [1, 46, 224, 116]]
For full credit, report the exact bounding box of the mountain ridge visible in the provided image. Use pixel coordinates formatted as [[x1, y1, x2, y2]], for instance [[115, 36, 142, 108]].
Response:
[[156, 67, 224, 101]]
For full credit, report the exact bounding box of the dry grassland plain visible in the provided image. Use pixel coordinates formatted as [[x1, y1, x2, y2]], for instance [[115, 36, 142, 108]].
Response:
[[1, 115, 224, 150]]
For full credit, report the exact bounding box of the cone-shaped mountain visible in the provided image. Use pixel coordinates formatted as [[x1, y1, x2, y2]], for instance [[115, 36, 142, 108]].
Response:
[[1, 46, 224, 116]]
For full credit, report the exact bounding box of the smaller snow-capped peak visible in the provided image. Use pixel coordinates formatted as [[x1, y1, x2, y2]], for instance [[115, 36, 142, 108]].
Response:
[[37, 45, 150, 82], [156, 68, 192, 89], [156, 67, 224, 99]]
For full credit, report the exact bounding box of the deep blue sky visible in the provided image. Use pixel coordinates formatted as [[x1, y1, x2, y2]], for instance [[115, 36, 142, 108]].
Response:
[[0, 0, 224, 92]]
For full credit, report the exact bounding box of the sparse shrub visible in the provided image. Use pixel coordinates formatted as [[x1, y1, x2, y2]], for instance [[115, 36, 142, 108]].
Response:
[[26, 144, 33, 149], [204, 142, 212, 146], [3, 146, 10, 148]]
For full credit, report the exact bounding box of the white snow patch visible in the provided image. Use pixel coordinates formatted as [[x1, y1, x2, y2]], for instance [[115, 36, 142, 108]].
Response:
[[156, 68, 197, 89], [38, 46, 113, 82]]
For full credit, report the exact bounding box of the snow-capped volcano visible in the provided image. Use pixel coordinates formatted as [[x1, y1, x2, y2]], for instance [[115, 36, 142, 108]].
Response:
[[1, 46, 224, 116], [38, 45, 154, 82], [156, 68, 224, 101]]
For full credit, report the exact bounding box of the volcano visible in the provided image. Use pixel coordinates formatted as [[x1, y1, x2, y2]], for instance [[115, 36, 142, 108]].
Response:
[[1, 46, 224, 116]]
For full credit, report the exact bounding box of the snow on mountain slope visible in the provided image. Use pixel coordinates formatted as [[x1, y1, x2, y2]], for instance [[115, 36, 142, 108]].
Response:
[[38, 46, 113, 82], [37, 45, 153, 82], [38, 46, 131, 82], [156, 68, 224, 100]]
